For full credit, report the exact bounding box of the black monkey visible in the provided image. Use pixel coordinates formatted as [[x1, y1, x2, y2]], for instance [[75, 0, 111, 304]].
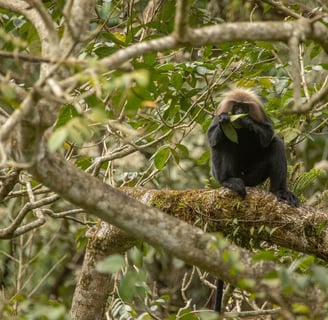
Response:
[[207, 88, 299, 312]]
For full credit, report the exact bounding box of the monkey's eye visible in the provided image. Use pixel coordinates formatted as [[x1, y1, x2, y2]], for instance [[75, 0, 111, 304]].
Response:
[[234, 107, 248, 115], [232, 103, 249, 115]]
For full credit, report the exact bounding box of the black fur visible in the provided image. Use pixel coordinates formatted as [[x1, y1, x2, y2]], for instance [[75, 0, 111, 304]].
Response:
[[207, 102, 299, 206], [207, 90, 299, 313]]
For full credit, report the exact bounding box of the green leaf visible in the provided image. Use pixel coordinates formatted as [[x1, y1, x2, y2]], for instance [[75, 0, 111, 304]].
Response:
[[171, 72, 183, 90], [292, 303, 309, 315], [229, 113, 247, 122], [312, 266, 328, 290], [229, 113, 247, 129], [252, 250, 276, 262], [317, 220, 328, 236], [55, 105, 79, 128], [47, 127, 68, 153], [282, 127, 301, 144], [175, 143, 189, 158], [199, 310, 218, 320], [310, 44, 321, 59], [152, 147, 171, 170], [259, 77, 272, 89], [221, 122, 238, 143], [96, 254, 126, 274], [68, 123, 85, 145], [197, 150, 210, 165], [119, 270, 148, 302], [0, 83, 17, 100], [94, 45, 116, 58], [156, 64, 174, 71]]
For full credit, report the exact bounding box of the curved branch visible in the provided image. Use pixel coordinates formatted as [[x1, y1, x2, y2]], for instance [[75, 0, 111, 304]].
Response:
[[29, 148, 327, 310], [0, 0, 59, 57], [122, 187, 328, 261], [69, 185, 327, 319], [101, 19, 328, 71], [60, 0, 97, 56], [293, 82, 328, 113]]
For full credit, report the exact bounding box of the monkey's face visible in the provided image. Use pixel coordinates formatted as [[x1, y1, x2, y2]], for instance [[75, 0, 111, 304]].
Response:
[[231, 102, 249, 115]]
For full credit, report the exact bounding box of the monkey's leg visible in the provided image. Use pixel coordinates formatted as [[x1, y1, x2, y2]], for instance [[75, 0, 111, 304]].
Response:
[[268, 138, 299, 207]]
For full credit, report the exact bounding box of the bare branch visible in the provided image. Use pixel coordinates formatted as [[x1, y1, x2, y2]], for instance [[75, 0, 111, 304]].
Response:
[[292, 82, 328, 113], [60, 0, 97, 56], [260, 0, 302, 19], [101, 19, 328, 71], [173, 0, 191, 42], [0, 193, 59, 239], [0, 91, 36, 143], [0, 169, 21, 201], [289, 34, 302, 107]]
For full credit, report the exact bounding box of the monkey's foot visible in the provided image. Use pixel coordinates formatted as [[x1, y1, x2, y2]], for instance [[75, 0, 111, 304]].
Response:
[[274, 190, 300, 207]]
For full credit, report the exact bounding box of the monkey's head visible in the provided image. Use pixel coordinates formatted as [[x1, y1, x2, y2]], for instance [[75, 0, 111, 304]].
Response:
[[215, 88, 266, 123], [231, 102, 249, 115]]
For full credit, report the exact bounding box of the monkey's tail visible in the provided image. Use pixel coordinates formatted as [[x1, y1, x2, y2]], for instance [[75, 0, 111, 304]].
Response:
[[215, 279, 224, 313]]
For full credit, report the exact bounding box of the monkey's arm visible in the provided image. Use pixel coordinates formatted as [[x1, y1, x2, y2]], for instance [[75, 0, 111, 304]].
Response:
[[240, 117, 274, 148], [206, 115, 228, 147]]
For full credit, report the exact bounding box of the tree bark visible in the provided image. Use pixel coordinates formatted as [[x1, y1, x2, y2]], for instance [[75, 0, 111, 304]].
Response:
[[28, 148, 327, 318]]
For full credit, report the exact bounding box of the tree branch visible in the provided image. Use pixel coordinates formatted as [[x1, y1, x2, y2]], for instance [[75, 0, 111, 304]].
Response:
[[29, 148, 327, 311], [69, 184, 327, 319], [60, 0, 98, 56], [0, 0, 60, 58], [100, 19, 328, 71], [292, 82, 328, 113], [289, 33, 302, 107], [173, 0, 191, 42]]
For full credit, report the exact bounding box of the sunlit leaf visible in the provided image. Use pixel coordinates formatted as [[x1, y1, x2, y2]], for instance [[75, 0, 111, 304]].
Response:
[[156, 64, 174, 71], [152, 147, 171, 170], [0, 83, 17, 100], [48, 127, 68, 153], [197, 150, 210, 165], [292, 303, 309, 315], [252, 250, 276, 262]]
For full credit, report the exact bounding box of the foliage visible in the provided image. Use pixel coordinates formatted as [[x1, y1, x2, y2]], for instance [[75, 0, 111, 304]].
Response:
[[0, 0, 327, 319]]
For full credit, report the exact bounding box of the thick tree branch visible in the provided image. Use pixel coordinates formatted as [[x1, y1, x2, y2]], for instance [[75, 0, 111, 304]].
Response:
[[29, 148, 327, 312], [70, 223, 136, 320], [173, 0, 191, 42], [70, 185, 327, 319], [122, 187, 328, 261], [0, 0, 60, 59], [60, 0, 97, 56], [100, 19, 328, 71]]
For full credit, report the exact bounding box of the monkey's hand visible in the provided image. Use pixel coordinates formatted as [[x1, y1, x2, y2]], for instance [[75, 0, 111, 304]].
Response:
[[239, 115, 253, 128], [222, 178, 246, 197], [218, 112, 230, 123]]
